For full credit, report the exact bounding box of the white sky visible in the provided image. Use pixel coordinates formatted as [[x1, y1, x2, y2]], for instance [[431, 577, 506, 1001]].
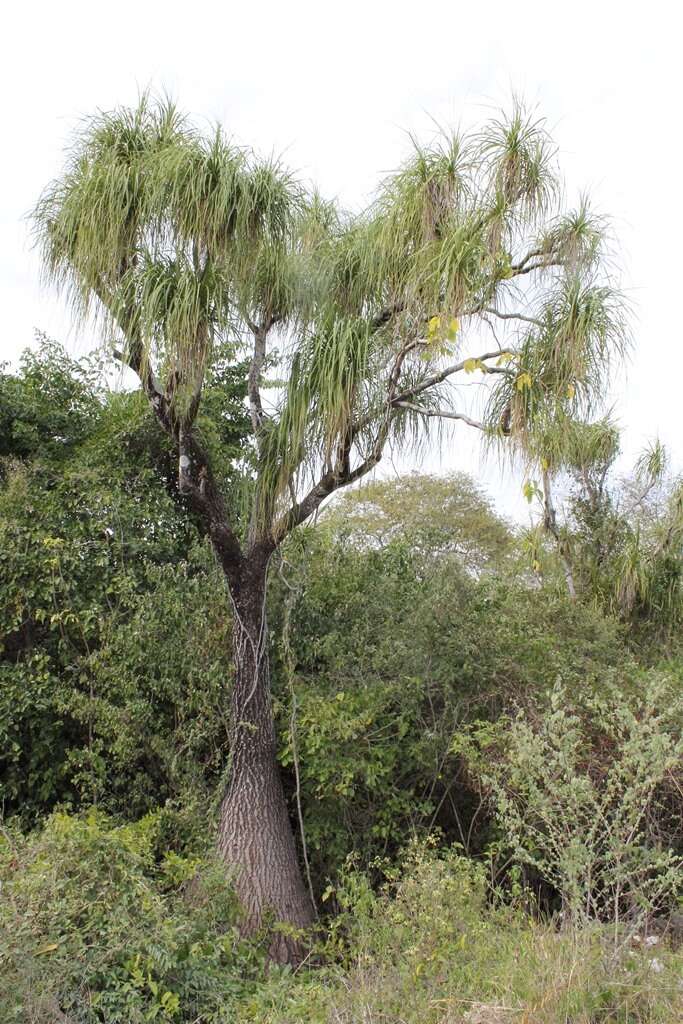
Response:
[[1, 1, 680, 520]]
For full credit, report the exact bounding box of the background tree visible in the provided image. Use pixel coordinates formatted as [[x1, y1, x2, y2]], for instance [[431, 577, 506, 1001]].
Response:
[[519, 414, 682, 636], [318, 472, 514, 574], [0, 338, 249, 821], [33, 96, 626, 960]]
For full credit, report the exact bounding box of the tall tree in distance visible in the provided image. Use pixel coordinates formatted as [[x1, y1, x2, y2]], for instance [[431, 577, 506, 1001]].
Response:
[[33, 96, 626, 961], [526, 416, 682, 631]]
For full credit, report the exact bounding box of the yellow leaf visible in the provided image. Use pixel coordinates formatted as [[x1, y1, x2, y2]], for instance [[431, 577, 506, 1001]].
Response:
[[516, 372, 532, 391], [533, 559, 541, 572], [523, 479, 536, 503], [463, 358, 479, 374], [36, 943, 59, 955], [540, 456, 549, 471], [162, 993, 180, 1013], [496, 351, 514, 366], [566, 383, 575, 399], [446, 317, 460, 340], [427, 315, 441, 340]]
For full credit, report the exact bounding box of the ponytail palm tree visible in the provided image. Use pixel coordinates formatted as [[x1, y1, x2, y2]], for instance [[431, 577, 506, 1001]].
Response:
[[33, 96, 626, 961]]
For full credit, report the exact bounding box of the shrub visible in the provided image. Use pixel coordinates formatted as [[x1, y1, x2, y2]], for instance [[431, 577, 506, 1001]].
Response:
[[244, 842, 683, 1023], [0, 811, 263, 1023], [461, 672, 683, 941], [270, 530, 640, 888]]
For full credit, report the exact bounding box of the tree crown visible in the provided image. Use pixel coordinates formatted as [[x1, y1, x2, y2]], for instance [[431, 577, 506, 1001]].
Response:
[[33, 96, 627, 552]]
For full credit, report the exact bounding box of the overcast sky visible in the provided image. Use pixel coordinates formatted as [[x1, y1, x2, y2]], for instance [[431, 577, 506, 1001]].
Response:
[[2, 1, 680, 518]]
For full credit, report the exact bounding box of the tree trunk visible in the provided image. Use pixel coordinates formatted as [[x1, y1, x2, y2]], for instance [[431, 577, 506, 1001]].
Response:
[[542, 468, 577, 601], [216, 557, 314, 964]]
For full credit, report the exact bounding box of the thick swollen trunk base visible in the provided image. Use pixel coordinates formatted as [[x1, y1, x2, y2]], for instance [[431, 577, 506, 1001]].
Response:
[[218, 756, 314, 963], [217, 576, 314, 964]]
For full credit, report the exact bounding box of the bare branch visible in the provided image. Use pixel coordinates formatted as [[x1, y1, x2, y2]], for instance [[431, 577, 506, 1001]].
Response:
[[395, 400, 486, 432], [511, 258, 564, 277], [273, 416, 392, 542], [481, 307, 544, 328], [369, 302, 404, 332], [392, 349, 516, 405], [387, 338, 424, 401], [512, 247, 550, 270], [623, 478, 660, 517]]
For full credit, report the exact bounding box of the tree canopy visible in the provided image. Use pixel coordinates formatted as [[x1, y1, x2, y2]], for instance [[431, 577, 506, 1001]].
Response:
[[33, 96, 626, 548]]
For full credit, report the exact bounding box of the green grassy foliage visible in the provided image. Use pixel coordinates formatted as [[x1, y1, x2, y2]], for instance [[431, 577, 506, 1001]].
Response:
[[3, 824, 680, 1023], [245, 845, 682, 1023]]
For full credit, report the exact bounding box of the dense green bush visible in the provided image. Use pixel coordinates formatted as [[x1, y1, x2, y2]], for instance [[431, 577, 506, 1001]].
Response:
[[270, 525, 641, 887], [0, 341, 242, 822], [3, 822, 680, 1023], [0, 811, 263, 1023], [456, 672, 683, 931]]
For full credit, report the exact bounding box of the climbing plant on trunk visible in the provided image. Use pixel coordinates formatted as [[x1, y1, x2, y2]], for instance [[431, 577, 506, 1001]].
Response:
[[33, 96, 626, 962]]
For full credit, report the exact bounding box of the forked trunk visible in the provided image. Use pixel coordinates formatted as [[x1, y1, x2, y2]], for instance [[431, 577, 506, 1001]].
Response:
[[217, 560, 314, 964]]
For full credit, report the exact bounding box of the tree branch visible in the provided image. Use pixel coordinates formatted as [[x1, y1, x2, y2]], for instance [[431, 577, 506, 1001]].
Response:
[[623, 477, 659, 517], [246, 314, 279, 436], [392, 349, 516, 405], [481, 307, 544, 328], [512, 246, 550, 270], [387, 338, 424, 402], [113, 345, 244, 581], [511, 258, 564, 277], [542, 467, 577, 601], [395, 400, 486, 431], [272, 416, 392, 542], [369, 302, 404, 332]]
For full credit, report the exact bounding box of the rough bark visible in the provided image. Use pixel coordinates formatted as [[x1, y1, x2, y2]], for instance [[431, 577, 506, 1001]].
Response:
[[113, 339, 314, 963], [217, 556, 314, 964]]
